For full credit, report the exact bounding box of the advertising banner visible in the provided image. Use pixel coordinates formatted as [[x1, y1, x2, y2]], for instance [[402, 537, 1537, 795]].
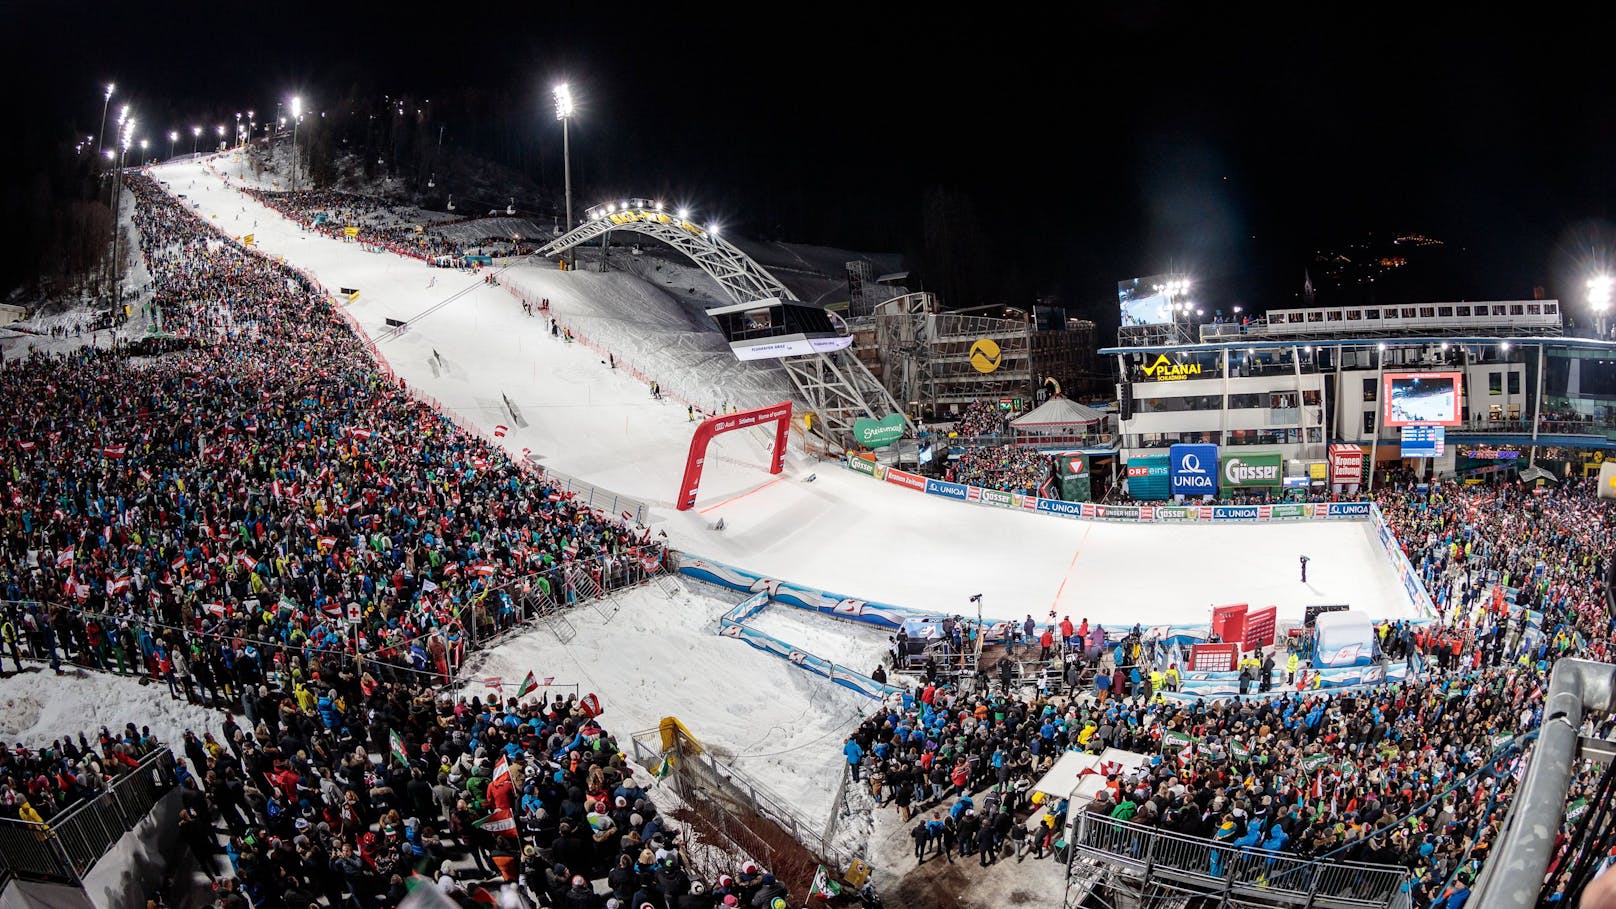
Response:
[[847, 456, 876, 476], [1125, 455, 1171, 500], [1326, 502, 1371, 518], [1269, 503, 1311, 519], [1328, 444, 1364, 484], [980, 488, 1014, 508], [1154, 506, 1196, 521], [1035, 498, 1086, 519], [883, 468, 926, 492], [1169, 444, 1220, 497], [1094, 504, 1141, 521], [1056, 453, 1091, 503], [924, 478, 968, 501], [1212, 505, 1261, 521], [1220, 451, 1283, 488], [853, 414, 906, 448]]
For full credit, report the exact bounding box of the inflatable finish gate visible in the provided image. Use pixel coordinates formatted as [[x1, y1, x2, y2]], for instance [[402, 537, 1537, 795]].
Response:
[[676, 402, 792, 510]]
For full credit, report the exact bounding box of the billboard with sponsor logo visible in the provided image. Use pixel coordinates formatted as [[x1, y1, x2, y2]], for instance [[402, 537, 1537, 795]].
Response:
[[848, 456, 876, 476], [924, 478, 969, 500], [1220, 451, 1283, 488], [1125, 454, 1171, 500], [1169, 444, 1219, 497], [1036, 499, 1086, 518], [1153, 506, 1197, 521], [1212, 505, 1261, 520], [979, 488, 1014, 508], [1327, 502, 1371, 518], [883, 468, 927, 492]]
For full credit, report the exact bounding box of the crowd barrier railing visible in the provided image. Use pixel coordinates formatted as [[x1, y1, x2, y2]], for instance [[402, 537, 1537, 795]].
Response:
[[1069, 812, 1411, 909], [0, 748, 177, 885]]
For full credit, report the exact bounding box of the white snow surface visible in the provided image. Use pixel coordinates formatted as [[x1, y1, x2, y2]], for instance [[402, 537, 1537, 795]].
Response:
[[741, 605, 892, 676], [147, 155, 1418, 633], [459, 584, 870, 829], [0, 667, 225, 756]]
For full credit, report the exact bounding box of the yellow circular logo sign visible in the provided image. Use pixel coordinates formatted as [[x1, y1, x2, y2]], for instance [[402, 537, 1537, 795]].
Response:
[[969, 338, 1002, 374]]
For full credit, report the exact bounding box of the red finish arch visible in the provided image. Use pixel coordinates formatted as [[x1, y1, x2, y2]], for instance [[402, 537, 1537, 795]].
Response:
[[677, 402, 793, 510]]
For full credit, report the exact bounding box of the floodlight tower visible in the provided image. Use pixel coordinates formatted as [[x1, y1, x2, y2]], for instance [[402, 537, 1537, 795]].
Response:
[[554, 83, 575, 269]]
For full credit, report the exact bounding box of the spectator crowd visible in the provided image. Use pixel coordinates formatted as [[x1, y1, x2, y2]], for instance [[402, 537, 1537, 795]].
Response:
[[0, 172, 697, 908]]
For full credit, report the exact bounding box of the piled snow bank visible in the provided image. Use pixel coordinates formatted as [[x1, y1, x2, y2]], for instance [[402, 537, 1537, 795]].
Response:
[[467, 584, 870, 828]]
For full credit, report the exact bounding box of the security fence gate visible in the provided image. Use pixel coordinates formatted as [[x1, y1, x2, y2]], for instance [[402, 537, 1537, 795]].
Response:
[[0, 748, 177, 886]]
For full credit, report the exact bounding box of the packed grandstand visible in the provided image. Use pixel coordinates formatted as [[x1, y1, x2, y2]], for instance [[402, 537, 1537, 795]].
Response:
[[0, 153, 1613, 909]]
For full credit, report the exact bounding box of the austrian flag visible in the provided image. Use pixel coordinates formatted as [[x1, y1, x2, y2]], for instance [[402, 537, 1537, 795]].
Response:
[[494, 425, 509, 438], [102, 444, 127, 459], [348, 427, 373, 440], [236, 553, 258, 572]]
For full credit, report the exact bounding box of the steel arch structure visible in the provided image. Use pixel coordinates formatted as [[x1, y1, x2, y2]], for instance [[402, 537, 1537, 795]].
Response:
[[540, 201, 909, 447]]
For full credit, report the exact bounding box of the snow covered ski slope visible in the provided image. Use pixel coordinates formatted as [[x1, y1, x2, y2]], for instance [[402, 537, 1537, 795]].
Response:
[[150, 156, 1417, 628]]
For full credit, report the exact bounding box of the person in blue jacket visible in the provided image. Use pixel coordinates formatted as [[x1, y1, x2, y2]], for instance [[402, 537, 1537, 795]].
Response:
[[843, 736, 864, 781]]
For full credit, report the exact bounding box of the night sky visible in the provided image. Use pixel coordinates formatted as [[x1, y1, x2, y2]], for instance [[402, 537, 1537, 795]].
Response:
[[9, 4, 1616, 327]]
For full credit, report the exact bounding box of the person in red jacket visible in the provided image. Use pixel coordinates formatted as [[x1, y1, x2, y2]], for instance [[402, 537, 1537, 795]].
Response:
[[1039, 628, 1055, 661]]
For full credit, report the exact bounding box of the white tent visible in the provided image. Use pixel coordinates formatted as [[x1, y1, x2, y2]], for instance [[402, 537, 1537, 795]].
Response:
[[1032, 752, 1100, 799], [1011, 397, 1105, 432], [1032, 747, 1152, 801]]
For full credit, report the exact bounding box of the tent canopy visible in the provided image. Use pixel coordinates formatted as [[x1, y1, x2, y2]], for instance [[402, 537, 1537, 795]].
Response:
[[1012, 397, 1105, 428]]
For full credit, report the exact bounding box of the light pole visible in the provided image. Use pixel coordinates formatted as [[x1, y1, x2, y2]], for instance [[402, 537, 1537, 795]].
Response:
[[191, 126, 201, 155], [553, 83, 574, 269], [290, 96, 303, 192], [139, 138, 148, 166], [167, 130, 177, 160], [96, 83, 114, 157], [111, 117, 134, 319], [1589, 274, 1612, 340], [216, 124, 224, 152]]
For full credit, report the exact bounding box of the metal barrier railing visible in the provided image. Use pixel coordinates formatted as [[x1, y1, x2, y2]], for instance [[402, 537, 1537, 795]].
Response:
[[1069, 812, 1410, 909], [0, 748, 177, 884]]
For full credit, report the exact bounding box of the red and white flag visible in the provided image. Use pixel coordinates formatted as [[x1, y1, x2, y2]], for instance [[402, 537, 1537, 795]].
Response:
[[474, 806, 519, 839], [321, 601, 343, 620], [202, 602, 228, 618], [578, 693, 603, 718], [494, 425, 509, 438], [108, 575, 132, 595], [472, 563, 496, 578], [17, 441, 35, 451], [171, 555, 186, 572], [348, 427, 373, 440], [102, 445, 127, 459], [56, 548, 74, 568], [318, 536, 337, 551], [236, 553, 258, 571], [491, 756, 511, 786]]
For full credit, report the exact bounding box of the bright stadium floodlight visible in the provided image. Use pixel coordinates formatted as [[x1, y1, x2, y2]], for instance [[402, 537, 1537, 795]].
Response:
[[1500, 341, 1511, 352], [552, 83, 573, 120], [553, 82, 577, 265], [96, 84, 116, 157], [678, 208, 689, 220], [1589, 274, 1614, 339], [290, 95, 302, 120]]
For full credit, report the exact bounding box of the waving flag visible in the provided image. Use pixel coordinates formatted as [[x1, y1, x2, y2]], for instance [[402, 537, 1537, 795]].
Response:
[[202, 602, 228, 618], [472, 563, 496, 578], [578, 693, 603, 718], [473, 806, 518, 838], [171, 555, 186, 572], [236, 553, 258, 572], [348, 427, 373, 440], [321, 601, 343, 620], [102, 445, 127, 459], [108, 575, 132, 595], [491, 756, 511, 787], [494, 425, 509, 438], [516, 670, 538, 699], [390, 729, 409, 767], [17, 441, 35, 451], [56, 548, 75, 568]]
